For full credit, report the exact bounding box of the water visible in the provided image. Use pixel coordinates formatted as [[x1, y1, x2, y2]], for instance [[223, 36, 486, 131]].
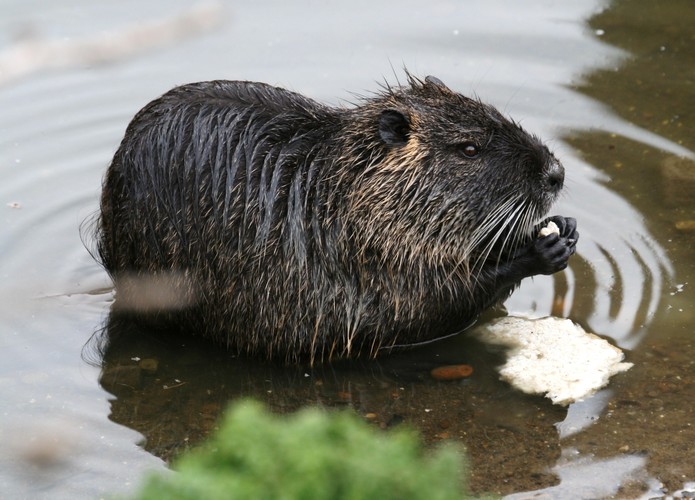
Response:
[[0, 0, 693, 498]]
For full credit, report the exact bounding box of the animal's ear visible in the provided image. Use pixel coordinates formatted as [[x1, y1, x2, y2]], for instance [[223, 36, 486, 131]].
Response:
[[378, 109, 410, 145]]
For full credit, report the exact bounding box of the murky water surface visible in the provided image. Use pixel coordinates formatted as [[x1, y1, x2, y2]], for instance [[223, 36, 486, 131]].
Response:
[[1, 0, 693, 498]]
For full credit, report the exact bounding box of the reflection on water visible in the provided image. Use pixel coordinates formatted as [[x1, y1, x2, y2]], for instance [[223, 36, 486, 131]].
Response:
[[506, 452, 648, 500], [96, 313, 567, 494], [0, 0, 693, 498]]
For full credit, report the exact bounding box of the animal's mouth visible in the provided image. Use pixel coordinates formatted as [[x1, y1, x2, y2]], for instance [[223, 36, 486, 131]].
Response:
[[500, 216, 541, 255], [469, 204, 547, 268]]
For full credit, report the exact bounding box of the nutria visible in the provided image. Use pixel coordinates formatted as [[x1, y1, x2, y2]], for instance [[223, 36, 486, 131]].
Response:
[[96, 74, 578, 364]]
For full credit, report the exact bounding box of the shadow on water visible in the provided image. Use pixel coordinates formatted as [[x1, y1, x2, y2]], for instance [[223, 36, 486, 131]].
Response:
[[95, 308, 567, 494]]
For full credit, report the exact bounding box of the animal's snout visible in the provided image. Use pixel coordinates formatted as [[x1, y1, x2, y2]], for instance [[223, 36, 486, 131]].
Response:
[[545, 160, 565, 192]]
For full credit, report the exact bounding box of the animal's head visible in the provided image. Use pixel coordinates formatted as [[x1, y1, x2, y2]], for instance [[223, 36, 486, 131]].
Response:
[[345, 75, 564, 272]]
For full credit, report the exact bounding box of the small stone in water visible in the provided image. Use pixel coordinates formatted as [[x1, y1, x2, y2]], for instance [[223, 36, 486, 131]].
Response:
[[430, 364, 474, 381], [675, 220, 695, 232]]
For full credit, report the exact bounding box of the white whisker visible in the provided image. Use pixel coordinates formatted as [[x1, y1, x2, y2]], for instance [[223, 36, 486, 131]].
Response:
[[471, 199, 526, 272], [463, 193, 521, 256]]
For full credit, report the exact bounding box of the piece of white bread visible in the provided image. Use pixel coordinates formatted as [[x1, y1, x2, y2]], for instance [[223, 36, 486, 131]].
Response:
[[473, 316, 632, 406], [538, 220, 560, 237]]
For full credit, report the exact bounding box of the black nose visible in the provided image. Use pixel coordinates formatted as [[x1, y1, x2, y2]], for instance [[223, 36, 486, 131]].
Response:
[[546, 160, 565, 192]]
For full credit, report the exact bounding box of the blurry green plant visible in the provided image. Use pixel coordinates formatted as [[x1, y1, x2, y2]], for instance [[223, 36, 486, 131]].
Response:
[[133, 400, 481, 500]]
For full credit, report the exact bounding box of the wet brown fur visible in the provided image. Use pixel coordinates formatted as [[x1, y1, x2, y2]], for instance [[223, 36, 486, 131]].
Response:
[[96, 74, 575, 364]]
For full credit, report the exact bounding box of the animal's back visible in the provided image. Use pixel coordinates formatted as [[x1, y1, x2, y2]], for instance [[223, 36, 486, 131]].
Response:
[[99, 80, 335, 273]]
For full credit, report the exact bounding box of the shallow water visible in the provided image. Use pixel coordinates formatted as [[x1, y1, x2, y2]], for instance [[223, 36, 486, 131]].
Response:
[[0, 0, 693, 498]]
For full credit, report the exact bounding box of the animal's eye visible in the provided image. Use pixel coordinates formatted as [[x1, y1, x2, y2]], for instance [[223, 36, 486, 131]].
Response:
[[460, 143, 479, 158]]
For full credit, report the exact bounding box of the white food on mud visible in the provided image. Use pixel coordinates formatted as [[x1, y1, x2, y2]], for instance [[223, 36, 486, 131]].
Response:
[[538, 220, 560, 237], [472, 316, 633, 406]]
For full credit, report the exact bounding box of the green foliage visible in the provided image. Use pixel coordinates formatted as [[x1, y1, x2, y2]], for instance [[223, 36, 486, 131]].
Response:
[[133, 400, 475, 500]]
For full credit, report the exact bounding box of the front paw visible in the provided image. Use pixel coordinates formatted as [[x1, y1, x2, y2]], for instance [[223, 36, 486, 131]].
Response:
[[532, 216, 579, 275], [541, 215, 579, 244]]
